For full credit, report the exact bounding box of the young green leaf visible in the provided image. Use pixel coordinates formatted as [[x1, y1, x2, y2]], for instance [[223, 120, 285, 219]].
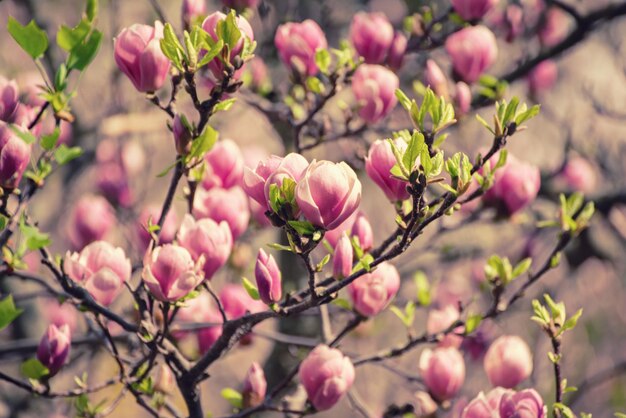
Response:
[[66, 30, 102, 71], [242, 277, 260, 301], [220, 388, 243, 409], [56, 19, 91, 51], [21, 358, 50, 380], [54, 144, 83, 165], [0, 295, 23, 330], [7, 17, 49, 59]]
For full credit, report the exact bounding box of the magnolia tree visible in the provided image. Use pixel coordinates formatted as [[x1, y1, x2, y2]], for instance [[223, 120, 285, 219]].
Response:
[[0, 0, 624, 417]]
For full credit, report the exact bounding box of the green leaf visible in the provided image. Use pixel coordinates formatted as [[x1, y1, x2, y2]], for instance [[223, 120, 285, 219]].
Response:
[[465, 314, 482, 334], [221, 388, 243, 409], [188, 125, 218, 160], [331, 298, 352, 310], [512, 258, 532, 279], [19, 219, 51, 250], [21, 358, 50, 380], [316, 254, 331, 271], [315, 49, 331, 74], [562, 308, 583, 332], [306, 77, 325, 94], [67, 30, 102, 71], [395, 89, 412, 111], [242, 277, 260, 301], [10, 125, 37, 145], [212, 98, 236, 113], [0, 295, 23, 330], [266, 242, 294, 253], [403, 132, 424, 173], [217, 11, 242, 51], [156, 160, 180, 178], [54, 144, 83, 165], [515, 104, 541, 125], [288, 220, 316, 236], [475, 114, 495, 134], [7, 17, 49, 59], [86, 0, 98, 22], [56, 19, 91, 51], [413, 271, 431, 306], [160, 23, 186, 71], [41, 127, 60, 150], [197, 39, 224, 68], [0, 215, 7, 230]]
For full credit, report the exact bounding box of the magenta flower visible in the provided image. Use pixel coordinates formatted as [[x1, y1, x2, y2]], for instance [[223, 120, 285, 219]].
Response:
[[348, 262, 400, 316], [454, 81, 472, 115], [419, 346, 466, 401], [202, 12, 254, 81], [461, 387, 514, 418], [500, 389, 547, 418], [299, 345, 355, 411], [193, 186, 250, 240], [37, 324, 71, 377], [558, 157, 596, 193], [202, 139, 244, 190], [67, 195, 116, 250], [538, 8, 570, 47], [295, 160, 362, 230], [426, 304, 464, 348], [351, 211, 374, 252], [255, 249, 282, 304], [142, 244, 205, 302], [352, 64, 399, 123], [386, 32, 408, 71], [452, 0, 498, 21], [424, 59, 449, 99], [484, 335, 533, 388], [365, 138, 410, 202], [219, 284, 266, 319], [0, 123, 31, 189], [527, 60, 558, 95], [350, 12, 394, 64], [489, 157, 541, 216], [275, 20, 328, 76], [242, 362, 267, 407], [182, 0, 206, 28], [64, 241, 132, 306], [445, 26, 498, 83], [177, 214, 233, 280], [114, 22, 170, 92], [0, 76, 19, 122], [333, 234, 353, 279]]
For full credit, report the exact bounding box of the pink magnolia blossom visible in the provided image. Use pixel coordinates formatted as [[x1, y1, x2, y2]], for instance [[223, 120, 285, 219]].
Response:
[[350, 12, 394, 64], [299, 345, 355, 411], [386, 32, 408, 70], [348, 262, 400, 316], [0, 123, 31, 189], [135, 204, 179, 252], [142, 244, 205, 302], [182, 0, 206, 28], [37, 324, 71, 376], [202, 12, 254, 81], [461, 387, 514, 418], [500, 389, 546, 418], [445, 25, 498, 83], [352, 64, 399, 123], [527, 60, 558, 95], [242, 362, 267, 407], [193, 186, 250, 239], [67, 195, 116, 250], [177, 214, 233, 280], [351, 211, 374, 252], [295, 160, 362, 230], [275, 20, 328, 76], [484, 335, 533, 388], [333, 234, 353, 279], [114, 22, 170, 92], [454, 81, 472, 115], [365, 138, 410, 202], [558, 156, 596, 193], [65, 241, 131, 306], [255, 249, 282, 304], [419, 346, 466, 401], [0, 76, 19, 122], [202, 139, 245, 190], [426, 304, 464, 348], [538, 8, 570, 47], [452, 0, 498, 21], [424, 59, 450, 99]]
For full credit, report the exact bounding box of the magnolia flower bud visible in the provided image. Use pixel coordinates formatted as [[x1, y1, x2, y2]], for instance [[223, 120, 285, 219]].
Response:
[[242, 362, 267, 407], [324, 211, 358, 249], [352, 64, 399, 123], [37, 324, 71, 377], [451, 0, 498, 21], [499, 389, 546, 418], [182, 0, 206, 29], [386, 32, 408, 71], [193, 186, 250, 240], [154, 364, 175, 394], [243, 153, 308, 210], [295, 160, 362, 230], [202, 12, 254, 81], [173, 114, 193, 155], [275, 20, 328, 76], [527, 60, 558, 95], [219, 284, 265, 319], [67, 195, 116, 250], [419, 347, 465, 401], [538, 8, 570, 47], [365, 138, 410, 202], [173, 293, 222, 352], [348, 262, 400, 316], [135, 204, 179, 252], [142, 244, 205, 302], [114, 22, 170, 93], [299, 345, 355, 411], [505, 5, 524, 42], [558, 157, 596, 193], [454, 81, 472, 115], [333, 235, 353, 279], [64, 241, 132, 306], [255, 249, 282, 304], [202, 139, 244, 190], [484, 335, 533, 388], [42, 300, 78, 333], [491, 158, 541, 215], [350, 12, 394, 64], [351, 212, 373, 252], [0, 123, 31, 189], [424, 59, 449, 99], [461, 387, 514, 418], [177, 214, 233, 280], [0, 76, 19, 122], [445, 26, 498, 83]]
